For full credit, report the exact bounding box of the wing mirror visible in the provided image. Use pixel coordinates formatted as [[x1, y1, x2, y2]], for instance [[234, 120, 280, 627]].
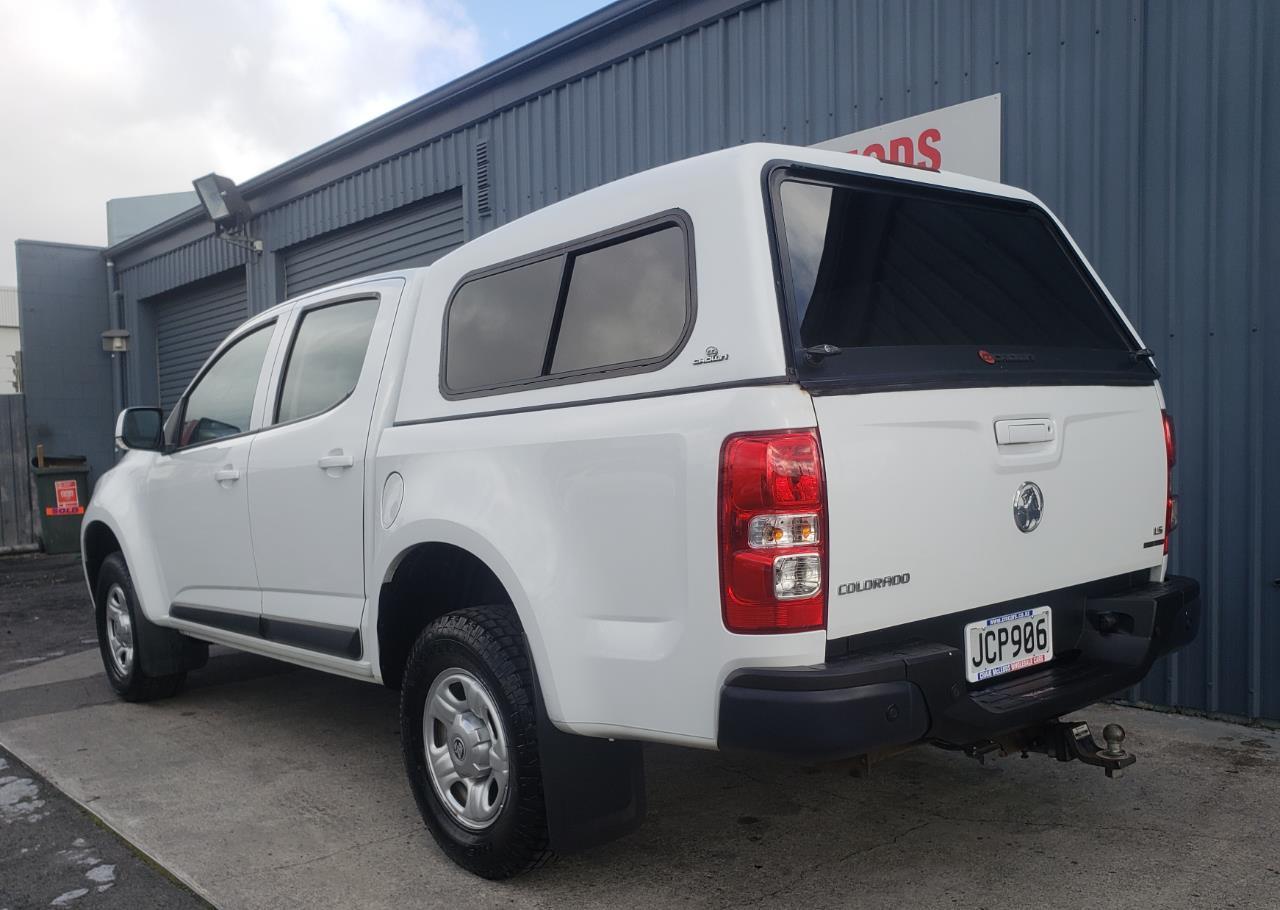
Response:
[[115, 407, 164, 452]]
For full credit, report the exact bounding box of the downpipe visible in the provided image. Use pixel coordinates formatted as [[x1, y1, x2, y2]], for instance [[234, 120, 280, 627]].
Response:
[[105, 258, 125, 419]]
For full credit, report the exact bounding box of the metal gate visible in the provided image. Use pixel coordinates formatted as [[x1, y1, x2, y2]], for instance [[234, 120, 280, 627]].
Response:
[[153, 271, 249, 413], [283, 190, 464, 298]]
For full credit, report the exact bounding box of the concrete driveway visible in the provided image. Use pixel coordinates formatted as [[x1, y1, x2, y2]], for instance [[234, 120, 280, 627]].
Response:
[[2, 640, 1278, 910]]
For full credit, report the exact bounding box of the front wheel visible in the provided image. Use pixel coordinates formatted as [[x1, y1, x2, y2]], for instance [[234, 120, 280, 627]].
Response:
[[400, 606, 552, 879], [95, 552, 186, 701]]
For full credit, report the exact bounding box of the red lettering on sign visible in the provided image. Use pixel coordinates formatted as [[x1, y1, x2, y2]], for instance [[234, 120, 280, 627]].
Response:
[[917, 127, 942, 169], [888, 136, 913, 164], [847, 127, 942, 172]]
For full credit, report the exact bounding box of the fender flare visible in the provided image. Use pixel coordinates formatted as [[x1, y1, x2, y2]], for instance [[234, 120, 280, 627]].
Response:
[[372, 519, 562, 717]]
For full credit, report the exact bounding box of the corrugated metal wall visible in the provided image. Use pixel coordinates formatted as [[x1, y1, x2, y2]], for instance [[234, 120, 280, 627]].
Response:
[[282, 190, 465, 297], [109, 0, 1278, 720], [151, 272, 251, 413], [458, 0, 1278, 723], [1131, 0, 1278, 722]]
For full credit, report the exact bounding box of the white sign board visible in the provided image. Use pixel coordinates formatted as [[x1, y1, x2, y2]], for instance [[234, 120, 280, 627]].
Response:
[[812, 94, 1002, 182]]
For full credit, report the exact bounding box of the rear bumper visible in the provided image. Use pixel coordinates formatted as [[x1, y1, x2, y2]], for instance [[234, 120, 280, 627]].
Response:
[[717, 575, 1200, 762]]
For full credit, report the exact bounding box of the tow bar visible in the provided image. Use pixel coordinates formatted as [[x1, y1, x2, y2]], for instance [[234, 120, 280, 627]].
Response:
[[963, 720, 1137, 779], [1038, 721, 1136, 778]]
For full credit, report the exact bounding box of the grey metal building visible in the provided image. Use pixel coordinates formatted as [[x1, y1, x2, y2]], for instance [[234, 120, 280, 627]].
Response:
[[15, 0, 1279, 723]]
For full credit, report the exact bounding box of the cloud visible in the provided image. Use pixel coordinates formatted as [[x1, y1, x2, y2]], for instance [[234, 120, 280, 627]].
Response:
[[0, 0, 485, 284]]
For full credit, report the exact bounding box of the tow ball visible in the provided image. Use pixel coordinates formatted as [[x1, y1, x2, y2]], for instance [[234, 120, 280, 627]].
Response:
[[964, 721, 1137, 779], [1039, 721, 1136, 779]]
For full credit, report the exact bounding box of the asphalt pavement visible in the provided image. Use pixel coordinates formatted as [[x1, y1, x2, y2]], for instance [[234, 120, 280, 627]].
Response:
[[0, 555, 93, 672], [1, 554, 210, 910], [2, 553, 1279, 909], [0, 744, 209, 910]]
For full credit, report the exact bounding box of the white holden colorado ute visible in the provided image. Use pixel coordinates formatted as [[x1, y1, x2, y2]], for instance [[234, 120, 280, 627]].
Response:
[[84, 143, 1200, 878]]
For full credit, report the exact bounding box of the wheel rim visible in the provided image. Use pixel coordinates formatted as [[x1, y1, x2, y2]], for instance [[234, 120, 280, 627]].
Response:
[[423, 668, 511, 831], [104, 584, 134, 677]]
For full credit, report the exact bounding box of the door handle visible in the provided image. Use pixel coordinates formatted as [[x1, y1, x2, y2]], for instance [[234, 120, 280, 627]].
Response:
[[213, 467, 241, 483], [994, 418, 1054, 445], [317, 453, 355, 471]]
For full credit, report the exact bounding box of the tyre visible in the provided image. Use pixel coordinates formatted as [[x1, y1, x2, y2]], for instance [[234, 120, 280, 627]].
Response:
[[95, 552, 186, 702], [400, 606, 553, 879]]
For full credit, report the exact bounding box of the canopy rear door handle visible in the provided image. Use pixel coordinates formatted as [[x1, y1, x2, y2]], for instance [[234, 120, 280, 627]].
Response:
[[994, 418, 1055, 445], [213, 467, 241, 483], [318, 453, 355, 470]]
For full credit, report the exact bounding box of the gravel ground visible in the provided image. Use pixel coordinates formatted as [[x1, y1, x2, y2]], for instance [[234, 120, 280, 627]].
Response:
[[0, 555, 94, 673]]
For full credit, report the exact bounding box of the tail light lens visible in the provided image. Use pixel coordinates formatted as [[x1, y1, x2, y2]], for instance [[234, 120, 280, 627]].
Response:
[[1162, 409, 1178, 553], [719, 430, 827, 632]]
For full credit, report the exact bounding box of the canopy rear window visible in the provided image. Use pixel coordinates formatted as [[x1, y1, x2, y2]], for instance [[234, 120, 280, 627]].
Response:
[[769, 166, 1155, 391]]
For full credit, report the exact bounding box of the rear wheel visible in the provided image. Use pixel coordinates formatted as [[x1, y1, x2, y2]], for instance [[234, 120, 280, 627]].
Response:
[[94, 553, 186, 701], [400, 606, 552, 879]]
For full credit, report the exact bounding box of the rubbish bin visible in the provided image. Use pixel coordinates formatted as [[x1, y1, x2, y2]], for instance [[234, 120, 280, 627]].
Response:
[[32, 455, 90, 555]]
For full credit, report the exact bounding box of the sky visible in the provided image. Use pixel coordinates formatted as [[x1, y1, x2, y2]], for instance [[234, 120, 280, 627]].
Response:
[[0, 0, 611, 286]]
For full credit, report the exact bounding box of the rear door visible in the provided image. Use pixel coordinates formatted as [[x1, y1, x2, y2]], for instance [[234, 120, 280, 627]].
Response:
[[768, 168, 1168, 641], [245, 280, 403, 659]]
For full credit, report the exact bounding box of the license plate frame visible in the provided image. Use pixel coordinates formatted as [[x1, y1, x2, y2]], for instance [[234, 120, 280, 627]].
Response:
[[964, 606, 1054, 683]]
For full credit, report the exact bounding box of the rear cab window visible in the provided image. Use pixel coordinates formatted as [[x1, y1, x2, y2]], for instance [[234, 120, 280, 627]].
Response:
[[275, 297, 380, 424], [767, 165, 1156, 391], [442, 214, 693, 398]]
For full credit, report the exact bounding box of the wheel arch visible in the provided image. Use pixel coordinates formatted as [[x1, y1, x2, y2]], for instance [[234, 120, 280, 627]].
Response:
[[373, 534, 548, 701], [82, 519, 123, 594]]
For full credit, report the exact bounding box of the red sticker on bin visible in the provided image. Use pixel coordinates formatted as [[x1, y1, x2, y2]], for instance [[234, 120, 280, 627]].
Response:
[[46, 479, 84, 516]]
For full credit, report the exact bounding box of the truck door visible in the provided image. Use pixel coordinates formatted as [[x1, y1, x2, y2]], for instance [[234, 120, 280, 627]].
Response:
[[246, 280, 404, 659], [149, 319, 281, 625]]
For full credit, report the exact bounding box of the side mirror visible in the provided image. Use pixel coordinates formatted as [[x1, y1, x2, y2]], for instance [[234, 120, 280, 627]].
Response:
[[115, 407, 164, 452]]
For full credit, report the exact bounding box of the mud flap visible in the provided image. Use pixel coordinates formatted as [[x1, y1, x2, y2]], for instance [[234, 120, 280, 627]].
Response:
[[533, 681, 646, 853], [134, 609, 209, 677]]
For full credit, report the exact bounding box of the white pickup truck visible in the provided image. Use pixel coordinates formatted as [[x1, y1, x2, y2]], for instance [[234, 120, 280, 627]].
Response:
[[84, 143, 1200, 878]]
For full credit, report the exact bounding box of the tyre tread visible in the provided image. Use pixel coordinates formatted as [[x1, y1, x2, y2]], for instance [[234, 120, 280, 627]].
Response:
[[400, 605, 554, 878], [95, 552, 187, 703]]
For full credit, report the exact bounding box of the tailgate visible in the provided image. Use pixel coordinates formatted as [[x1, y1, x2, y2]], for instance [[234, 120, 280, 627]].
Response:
[[815, 384, 1167, 639]]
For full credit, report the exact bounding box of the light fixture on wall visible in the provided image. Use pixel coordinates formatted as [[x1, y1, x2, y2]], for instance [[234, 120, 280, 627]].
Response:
[[101, 329, 130, 353], [192, 172, 264, 254]]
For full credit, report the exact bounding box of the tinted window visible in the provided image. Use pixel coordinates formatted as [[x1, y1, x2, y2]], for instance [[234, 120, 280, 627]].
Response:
[[179, 324, 273, 446], [444, 219, 692, 395], [550, 226, 688, 374], [276, 298, 380, 423], [445, 255, 564, 391], [779, 179, 1129, 351]]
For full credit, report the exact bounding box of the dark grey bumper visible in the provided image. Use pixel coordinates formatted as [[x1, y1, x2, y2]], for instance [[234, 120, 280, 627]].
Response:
[[718, 575, 1201, 761]]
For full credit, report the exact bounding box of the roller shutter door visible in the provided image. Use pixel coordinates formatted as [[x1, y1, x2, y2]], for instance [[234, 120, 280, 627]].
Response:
[[283, 190, 464, 298], [153, 272, 249, 413]]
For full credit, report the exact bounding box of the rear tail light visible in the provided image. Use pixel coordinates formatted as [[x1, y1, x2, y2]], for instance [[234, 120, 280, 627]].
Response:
[[1162, 409, 1178, 554], [719, 430, 827, 632]]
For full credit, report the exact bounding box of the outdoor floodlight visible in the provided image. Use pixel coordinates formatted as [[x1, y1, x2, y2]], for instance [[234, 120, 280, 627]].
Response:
[[192, 172, 263, 253], [192, 172, 252, 230]]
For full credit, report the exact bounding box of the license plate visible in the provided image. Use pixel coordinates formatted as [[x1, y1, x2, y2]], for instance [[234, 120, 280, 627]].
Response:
[[964, 606, 1053, 683]]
